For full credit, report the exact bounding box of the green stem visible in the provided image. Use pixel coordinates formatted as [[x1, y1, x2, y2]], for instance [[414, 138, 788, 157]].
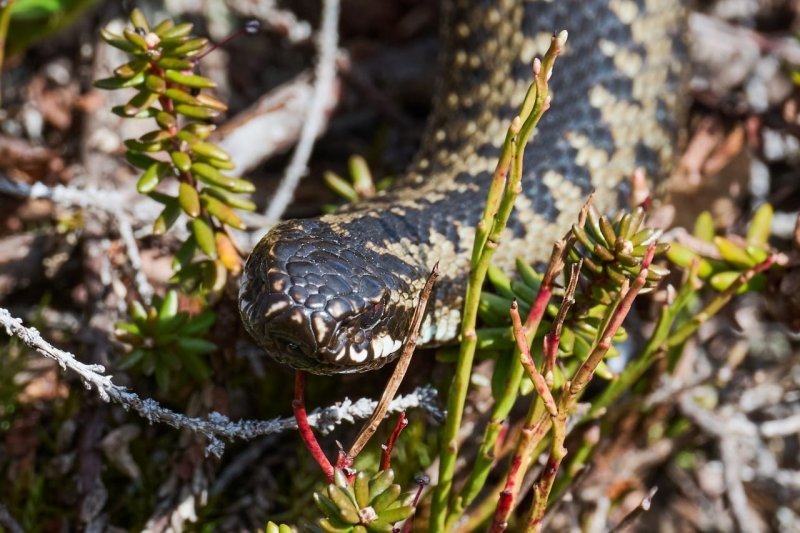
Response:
[[430, 32, 569, 531], [666, 255, 774, 348]]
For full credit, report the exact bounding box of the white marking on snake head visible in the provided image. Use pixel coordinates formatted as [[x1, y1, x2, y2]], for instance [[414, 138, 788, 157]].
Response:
[[265, 299, 289, 318], [312, 314, 329, 344], [385, 338, 402, 358], [289, 309, 304, 324], [334, 347, 347, 361], [349, 346, 368, 363], [371, 337, 384, 359]]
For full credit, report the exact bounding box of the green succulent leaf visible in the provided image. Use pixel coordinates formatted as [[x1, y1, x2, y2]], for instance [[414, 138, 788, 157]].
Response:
[[178, 182, 201, 217], [201, 195, 246, 230], [747, 203, 773, 247], [129, 8, 149, 32], [160, 22, 194, 40], [153, 201, 182, 235], [714, 236, 756, 269], [174, 104, 220, 120], [94, 72, 146, 90], [168, 37, 208, 56], [164, 69, 216, 89], [100, 28, 140, 53], [693, 211, 715, 242], [191, 218, 217, 257], [123, 28, 149, 50]]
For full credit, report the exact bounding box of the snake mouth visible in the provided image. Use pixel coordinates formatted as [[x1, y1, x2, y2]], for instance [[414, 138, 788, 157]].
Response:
[[316, 291, 406, 366], [319, 330, 404, 365]]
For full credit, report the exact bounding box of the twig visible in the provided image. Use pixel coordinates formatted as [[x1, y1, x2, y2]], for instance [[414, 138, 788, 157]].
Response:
[[488, 418, 550, 533], [348, 262, 439, 458], [463, 209, 587, 531], [0, 176, 154, 302], [719, 436, 763, 533], [227, 0, 313, 43], [608, 486, 658, 532], [523, 246, 656, 532], [214, 69, 343, 175], [451, 237, 574, 526], [761, 413, 800, 438], [0, 305, 440, 456], [0, 504, 24, 533], [678, 392, 763, 532], [263, 0, 340, 223], [543, 261, 581, 375]]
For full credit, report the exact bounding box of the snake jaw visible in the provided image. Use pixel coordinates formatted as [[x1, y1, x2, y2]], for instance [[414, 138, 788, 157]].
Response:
[[239, 219, 418, 374]]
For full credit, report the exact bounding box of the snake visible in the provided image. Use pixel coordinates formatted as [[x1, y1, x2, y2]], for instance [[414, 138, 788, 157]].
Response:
[[238, 0, 686, 374]]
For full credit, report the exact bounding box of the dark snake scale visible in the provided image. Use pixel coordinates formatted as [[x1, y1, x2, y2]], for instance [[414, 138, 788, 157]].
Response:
[[239, 0, 686, 374]]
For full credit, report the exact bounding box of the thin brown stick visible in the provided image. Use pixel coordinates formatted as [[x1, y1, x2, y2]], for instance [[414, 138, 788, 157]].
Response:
[[609, 486, 658, 532], [348, 262, 440, 458], [544, 261, 581, 374]]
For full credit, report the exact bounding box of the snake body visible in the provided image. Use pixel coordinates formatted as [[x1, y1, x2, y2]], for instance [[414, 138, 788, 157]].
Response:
[[239, 0, 686, 374]]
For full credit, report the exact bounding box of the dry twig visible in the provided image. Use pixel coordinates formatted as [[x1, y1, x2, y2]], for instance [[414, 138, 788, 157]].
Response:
[[263, 0, 341, 223], [0, 176, 153, 303], [348, 262, 440, 457]]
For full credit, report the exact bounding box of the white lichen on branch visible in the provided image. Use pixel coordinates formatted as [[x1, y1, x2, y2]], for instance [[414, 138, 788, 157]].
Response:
[[0, 307, 440, 457]]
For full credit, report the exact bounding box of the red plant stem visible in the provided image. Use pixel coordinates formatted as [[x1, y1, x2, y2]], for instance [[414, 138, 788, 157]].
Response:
[[489, 417, 550, 533], [526, 246, 657, 531], [293, 371, 334, 482], [510, 302, 557, 417], [524, 279, 553, 333], [527, 448, 565, 531], [335, 450, 353, 472], [380, 412, 408, 471], [195, 21, 258, 61], [486, 237, 577, 532], [489, 454, 522, 533], [402, 475, 431, 533]]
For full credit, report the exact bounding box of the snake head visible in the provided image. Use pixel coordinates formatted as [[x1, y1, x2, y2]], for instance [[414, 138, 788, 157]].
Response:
[[239, 218, 421, 374]]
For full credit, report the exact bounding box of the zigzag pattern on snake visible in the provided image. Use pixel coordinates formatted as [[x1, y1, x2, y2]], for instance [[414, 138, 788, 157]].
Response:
[[238, 0, 686, 374]]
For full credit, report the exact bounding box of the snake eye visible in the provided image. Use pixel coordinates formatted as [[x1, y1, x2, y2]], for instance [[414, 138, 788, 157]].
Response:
[[274, 336, 307, 357], [286, 342, 301, 353], [360, 293, 388, 329]]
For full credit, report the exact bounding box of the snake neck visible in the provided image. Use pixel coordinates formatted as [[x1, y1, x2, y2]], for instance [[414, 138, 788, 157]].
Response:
[[240, 0, 688, 372]]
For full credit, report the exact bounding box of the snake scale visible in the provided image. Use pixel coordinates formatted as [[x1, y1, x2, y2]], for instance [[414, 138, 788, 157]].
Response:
[[239, 0, 686, 374]]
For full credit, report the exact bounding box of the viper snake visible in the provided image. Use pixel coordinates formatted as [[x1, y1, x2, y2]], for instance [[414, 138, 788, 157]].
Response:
[[238, 0, 686, 374]]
